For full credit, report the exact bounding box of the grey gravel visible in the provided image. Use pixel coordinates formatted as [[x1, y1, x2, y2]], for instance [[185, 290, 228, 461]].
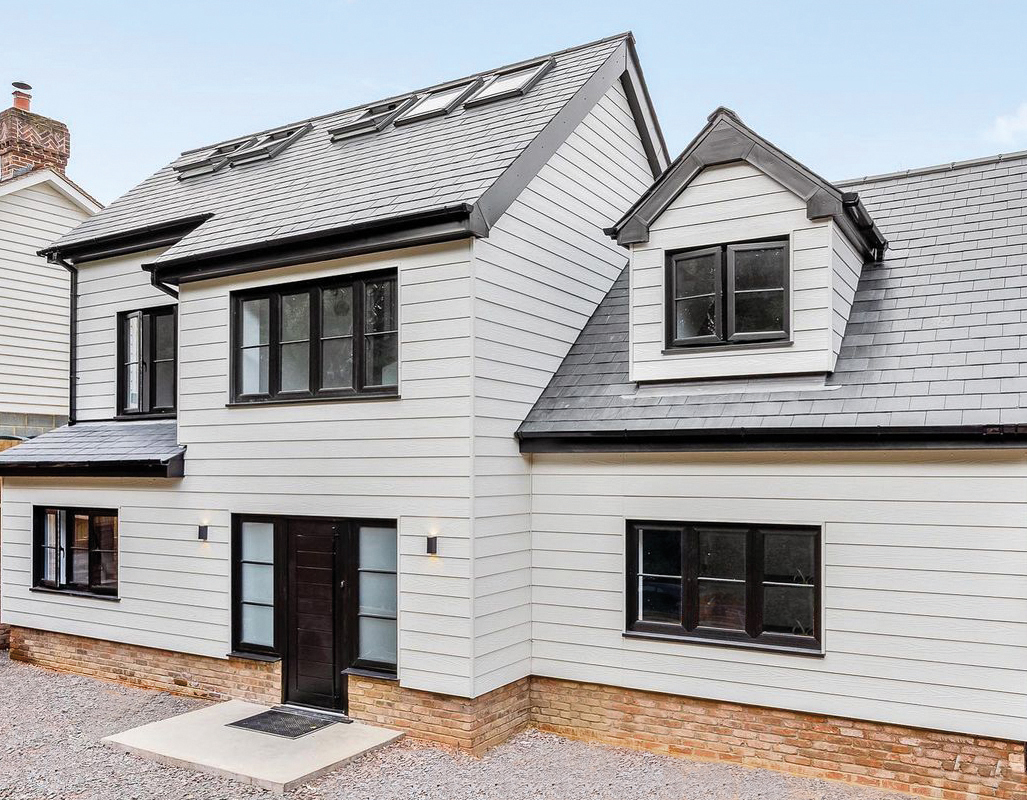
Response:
[[0, 653, 906, 800]]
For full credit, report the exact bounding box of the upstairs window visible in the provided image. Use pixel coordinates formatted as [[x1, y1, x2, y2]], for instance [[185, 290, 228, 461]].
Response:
[[394, 81, 481, 125], [34, 507, 118, 597], [627, 520, 820, 652], [666, 238, 789, 349], [464, 58, 554, 108], [328, 98, 416, 141], [231, 270, 398, 404], [118, 305, 177, 416]]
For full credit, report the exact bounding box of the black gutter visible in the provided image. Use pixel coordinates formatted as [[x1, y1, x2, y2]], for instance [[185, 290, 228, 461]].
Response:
[[148, 203, 484, 286], [517, 425, 1027, 453], [39, 214, 214, 265], [0, 452, 185, 479]]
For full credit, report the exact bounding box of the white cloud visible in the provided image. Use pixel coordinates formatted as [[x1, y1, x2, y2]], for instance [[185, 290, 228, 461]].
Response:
[[984, 103, 1027, 146]]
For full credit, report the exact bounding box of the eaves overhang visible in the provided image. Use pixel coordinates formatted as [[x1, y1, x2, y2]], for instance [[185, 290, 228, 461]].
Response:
[[0, 451, 185, 478], [606, 107, 887, 262], [517, 425, 1027, 453], [38, 215, 214, 265]]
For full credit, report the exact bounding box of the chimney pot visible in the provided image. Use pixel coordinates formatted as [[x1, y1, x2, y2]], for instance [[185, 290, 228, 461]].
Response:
[[12, 91, 30, 112]]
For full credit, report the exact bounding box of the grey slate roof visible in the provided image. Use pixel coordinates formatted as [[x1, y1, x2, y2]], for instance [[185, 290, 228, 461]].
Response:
[[0, 420, 185, 476], [47, 35, 628, 267], [518, 151, 1027, 441]]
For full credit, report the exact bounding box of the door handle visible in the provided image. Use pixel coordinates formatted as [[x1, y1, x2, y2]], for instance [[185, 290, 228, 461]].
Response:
[[339, 580, 346, 589]]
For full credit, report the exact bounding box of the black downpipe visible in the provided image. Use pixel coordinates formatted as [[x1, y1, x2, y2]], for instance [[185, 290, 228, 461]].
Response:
[[54, 256, 77, 426]]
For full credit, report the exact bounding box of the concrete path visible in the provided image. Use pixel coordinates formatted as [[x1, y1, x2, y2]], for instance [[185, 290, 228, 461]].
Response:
[[103, 700, 402, 793]]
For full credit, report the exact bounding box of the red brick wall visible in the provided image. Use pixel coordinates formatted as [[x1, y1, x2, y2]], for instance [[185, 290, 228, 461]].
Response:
[[9, 628, 280, 704], [348, 675, 531, 755], [531, 677, 1027, 800]]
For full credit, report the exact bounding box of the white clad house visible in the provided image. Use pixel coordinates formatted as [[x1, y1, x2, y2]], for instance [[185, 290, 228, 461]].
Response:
[[1, 33, 1026, 799], [0, 83, 101, 647]]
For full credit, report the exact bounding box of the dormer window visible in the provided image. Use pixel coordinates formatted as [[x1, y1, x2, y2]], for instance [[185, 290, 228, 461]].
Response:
[[666, 238, 789, 349]]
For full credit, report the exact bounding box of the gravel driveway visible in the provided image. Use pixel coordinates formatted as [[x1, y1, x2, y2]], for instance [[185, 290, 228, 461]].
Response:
[[0, 652, 907, 800]]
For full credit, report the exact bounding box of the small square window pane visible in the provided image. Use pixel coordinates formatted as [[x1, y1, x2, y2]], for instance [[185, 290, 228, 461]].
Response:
[[281, 293, 310, 342], [359, 572, 397, 617], [698, 530, 746, 579], [322, 337, 354, 389], [125, 314, 141, 362], [155, 362, 175, 408], [365, 280, 396, 333], [73, 515, 89, 549], [365, 333, 398, 387], [241, 603, 274, 648], [674, 253, 718, 298], [241, 298, 270, 346], [477, 67, 537, 100], [358, 616, 397, 665], [44, 510, 59, 549], [733, 247, 785, 291], [359, 526, 397, 572], [764, 532, 815, 584], [70, 548, 89, 585], [675, 296, 716, 340], [640, 576, 681, 623], [406, 85, 467, 117], [124, 364, 140, 411], [94, 516, 117, 552], [734, 290, 785, 334], [698, 580, 746, 630], [241, 346, 269, 394], [42, 546, 57, 583], [98, 551, 118, 591], [764, 584, 815, 637], [241, 563, 274, 605], [280, 341, 309, 392], [242, 522, 274, 563], [640, 528, 680, 577], [322, 287, 353, 338], [154, 313, 175, 360]]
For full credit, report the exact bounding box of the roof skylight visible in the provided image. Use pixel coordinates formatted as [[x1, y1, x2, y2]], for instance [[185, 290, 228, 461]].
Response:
[[464, 58, 553, 108], [328, 97, 416, 141], [394, 79, 482, 126], [173, 125, 311, 180]]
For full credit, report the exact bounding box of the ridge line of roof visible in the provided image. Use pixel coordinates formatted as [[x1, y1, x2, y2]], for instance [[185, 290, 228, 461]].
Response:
[[179, 32, 634, 157], [837, 148, 1027, 187]]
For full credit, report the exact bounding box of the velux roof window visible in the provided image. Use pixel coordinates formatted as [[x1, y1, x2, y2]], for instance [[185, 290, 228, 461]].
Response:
[[173, 124, 311, 179], [328, 98, 416, 141], [465, 58, 553, 108], [394, 80, 482, 126]]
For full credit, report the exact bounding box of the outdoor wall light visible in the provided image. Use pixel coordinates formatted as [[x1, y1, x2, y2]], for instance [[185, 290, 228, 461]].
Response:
[[426, 535, 438, 555], [198, 525, 209, 541]]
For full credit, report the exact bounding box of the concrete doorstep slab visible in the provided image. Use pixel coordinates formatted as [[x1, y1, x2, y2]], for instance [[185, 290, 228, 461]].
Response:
[[103, 700, 403, 793]]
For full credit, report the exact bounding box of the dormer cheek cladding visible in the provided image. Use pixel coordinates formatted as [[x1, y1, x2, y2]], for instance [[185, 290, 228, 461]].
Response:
[[629, 162, 856, 383]]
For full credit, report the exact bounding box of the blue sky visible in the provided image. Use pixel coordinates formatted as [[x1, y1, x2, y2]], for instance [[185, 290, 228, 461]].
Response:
[[8, 0, 1027, 203]]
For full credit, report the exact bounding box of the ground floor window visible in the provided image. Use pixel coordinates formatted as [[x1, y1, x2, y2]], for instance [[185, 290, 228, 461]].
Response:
[[231, 515, 398, 675], [33, 507, 118, 596], [626, 520, 821, 652]]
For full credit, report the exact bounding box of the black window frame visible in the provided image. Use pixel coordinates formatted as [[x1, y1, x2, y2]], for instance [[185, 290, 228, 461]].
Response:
[[229, 269, 399, 405], [32, 506, 119, 598], [231, 514, 398, 676], [625, 520, 821, 653], [116, 304, 177, 417], [665, 237, 790, 349]]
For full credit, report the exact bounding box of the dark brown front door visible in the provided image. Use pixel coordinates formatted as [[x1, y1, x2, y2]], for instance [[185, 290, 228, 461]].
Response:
[[285, 518, 343, 709]]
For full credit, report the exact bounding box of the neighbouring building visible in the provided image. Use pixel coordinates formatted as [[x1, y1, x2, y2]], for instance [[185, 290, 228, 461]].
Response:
[[0, 33, 1025, 799], [0, 83, 101, 647]]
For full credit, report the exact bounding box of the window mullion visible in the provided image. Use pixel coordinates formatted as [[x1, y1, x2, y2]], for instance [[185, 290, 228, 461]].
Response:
[[270, 293, 282, 398], [309, 287, 320, 394], [747, 528, 764, 639], [683, 526, 698, 631]]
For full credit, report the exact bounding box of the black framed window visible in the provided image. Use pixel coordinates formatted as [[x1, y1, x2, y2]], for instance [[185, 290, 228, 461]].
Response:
[[33, 507, 118, 596], [118, 305, 177, 415], [666, 238, 789, 348], [231, 270, 398, 404], [355, 524, 398, 673], [626, 520, 820, 652], [235, 518, 279, 654]]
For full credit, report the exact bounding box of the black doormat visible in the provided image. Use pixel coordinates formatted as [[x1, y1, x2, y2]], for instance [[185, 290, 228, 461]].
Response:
[[227, 707, 339, 739]]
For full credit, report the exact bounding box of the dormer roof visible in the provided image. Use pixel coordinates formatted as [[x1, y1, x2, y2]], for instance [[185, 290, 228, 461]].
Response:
[[607, 107, 887, 261]]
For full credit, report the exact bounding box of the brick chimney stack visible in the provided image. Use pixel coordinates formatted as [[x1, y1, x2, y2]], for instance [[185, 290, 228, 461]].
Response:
[[0, 82, 70, 180]]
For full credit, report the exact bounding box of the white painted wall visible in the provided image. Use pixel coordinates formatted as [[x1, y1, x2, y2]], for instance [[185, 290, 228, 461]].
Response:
[[468, 79, 653, 695], [0, 181, 89, 416], [530, 449, 1027, 741], [630, 162, 837, 382]]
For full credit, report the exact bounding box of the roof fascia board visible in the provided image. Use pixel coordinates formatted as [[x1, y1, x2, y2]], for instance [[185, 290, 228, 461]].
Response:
[[607, 111, 887, 260], [40, 214, 214, 264], [621, 37, 670, 177], [517, 426, 1027, 453], [151, 204, 480, 286], [475, 42, 630, 230], [0, 452, 184, 478], [0, 168, 102, 214]]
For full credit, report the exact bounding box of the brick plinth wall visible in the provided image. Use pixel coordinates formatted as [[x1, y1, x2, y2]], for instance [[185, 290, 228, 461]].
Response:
[[348, 675, 531, 755], [531, 677, 1026, 800], [9, 628, 280, 704]]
